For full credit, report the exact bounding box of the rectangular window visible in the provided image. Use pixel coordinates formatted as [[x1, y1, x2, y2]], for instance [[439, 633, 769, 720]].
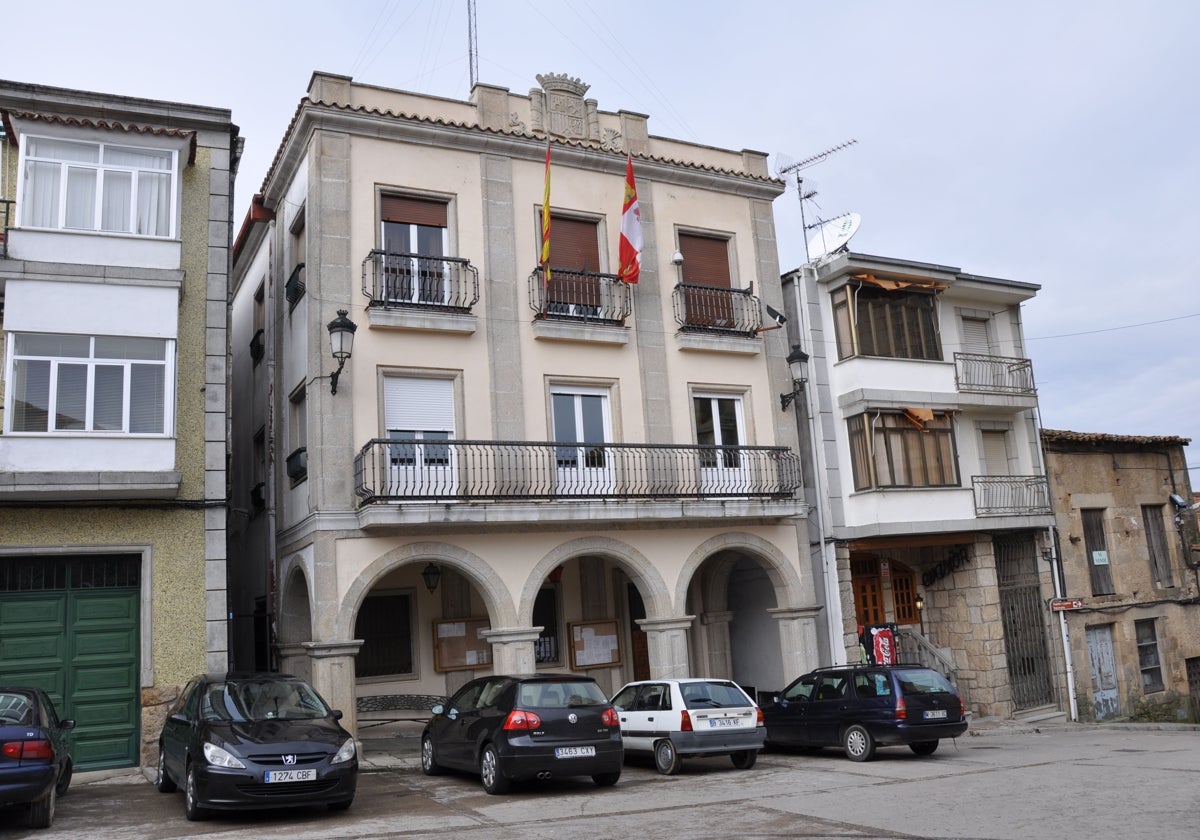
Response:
[[693, 394, 744, 469], [830, 283, 941, 361], [21, 136, 176, 237], [383, 376, 457, 491], [1142, 504, 1174, 588], [7, 333, 170, 434], [678, 232, 734, 329], [354, 591, 415, 678], [545, 215, 603, 318], [551, 385, 612, 493], [381, 195, 449, 305], [846, 411, 958, 490], [1135, 618, 1164, 693], [1081, 508, 1115, 596], [533, 584, 561, 665], [287, 385, 307, 482]]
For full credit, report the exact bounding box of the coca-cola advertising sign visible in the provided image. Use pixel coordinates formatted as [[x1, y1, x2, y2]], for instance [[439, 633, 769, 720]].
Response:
[[871, 627, 896, 665]]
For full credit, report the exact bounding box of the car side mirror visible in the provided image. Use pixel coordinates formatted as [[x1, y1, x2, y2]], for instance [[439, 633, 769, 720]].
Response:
[[170, 712, 189, 724], [330, 709, 343, 720], [60, 719, 76, 731]]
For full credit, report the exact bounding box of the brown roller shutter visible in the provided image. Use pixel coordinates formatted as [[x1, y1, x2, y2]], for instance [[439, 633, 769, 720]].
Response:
[[381, 195, 447, 227], [678, 233, 731, 289], [549, 216, 600, 271]]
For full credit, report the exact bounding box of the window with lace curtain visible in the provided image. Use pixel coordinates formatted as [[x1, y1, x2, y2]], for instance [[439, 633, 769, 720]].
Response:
[[19, 136, 177, 237]]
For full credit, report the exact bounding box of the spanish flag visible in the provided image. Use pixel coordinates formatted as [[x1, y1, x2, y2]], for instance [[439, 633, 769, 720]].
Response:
[[541, 138, 552, 283]]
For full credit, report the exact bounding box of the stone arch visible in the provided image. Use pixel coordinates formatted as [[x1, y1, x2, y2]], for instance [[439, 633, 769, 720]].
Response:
[[277, 555, 314, 646], [516, 536, 673, 626], [335, 541, 517, 640], [674, 531, 804, 612]]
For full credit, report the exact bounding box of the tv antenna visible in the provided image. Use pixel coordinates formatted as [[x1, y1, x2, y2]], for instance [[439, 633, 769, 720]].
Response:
[[776, 139, 857, 262], [467, 0, 479, 88]]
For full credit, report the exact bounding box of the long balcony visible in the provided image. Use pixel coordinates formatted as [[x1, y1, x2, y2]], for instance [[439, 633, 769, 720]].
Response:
[[955, 352, 1036, 396], [971, 474, 1051, 516], [361, 250, 480, 313], [1, 198, 11, 257], [528, 268, 632, 325], [672, 283, 762, 337], [355, 439, 802, 504]]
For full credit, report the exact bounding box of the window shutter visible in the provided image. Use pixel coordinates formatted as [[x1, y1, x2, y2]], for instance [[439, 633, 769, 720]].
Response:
[[548, 216, 600, 271], [678, 233, 731, 288], [961, 317, 991, 355], [980, 430, 1010, 476], [380, 195, 447, 228], [383, 377, 454, 431]]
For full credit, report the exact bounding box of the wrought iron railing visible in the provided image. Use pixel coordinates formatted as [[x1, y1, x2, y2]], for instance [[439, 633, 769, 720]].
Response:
[[971, 475, 1051, 516], [954, 352, 1036, 395], [0, 198, 12, 258], [895, 628, 959, 687], [362, 250, 479, 312], [671, 283, 762, 336], [527, 267, 632, 325], [354, 439, 802, 504], [285, 262, 306, 308]]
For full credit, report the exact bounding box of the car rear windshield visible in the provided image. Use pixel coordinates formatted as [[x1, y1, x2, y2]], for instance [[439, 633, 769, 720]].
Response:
[[203, 680, 332, 722], [893, 669, 957, 696], [0, 693, 34, 725], [680, 681, 752, 709], [517, 681, 608, 708]]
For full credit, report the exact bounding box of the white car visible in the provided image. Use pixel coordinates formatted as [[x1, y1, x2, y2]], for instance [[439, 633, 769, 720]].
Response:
[[610, 678, 765, 775]]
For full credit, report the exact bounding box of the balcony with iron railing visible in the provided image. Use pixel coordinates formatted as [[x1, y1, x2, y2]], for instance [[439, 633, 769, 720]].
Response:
[[361, 250, 480, 313], [354, 439, 803, 522], [285, 262, 306, 308], [954, 352, 1036, 397], [672, 283, 762, 338], [527, 267, 633, 325], [971, 474, 1052, 516], [1, 198, 11, 258]]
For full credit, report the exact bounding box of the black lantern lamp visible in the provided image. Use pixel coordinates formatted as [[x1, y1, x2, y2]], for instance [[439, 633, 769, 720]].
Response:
[[327, 309, 357, 395], [421, 563, 442, 593], [780, 344, 810, 411]]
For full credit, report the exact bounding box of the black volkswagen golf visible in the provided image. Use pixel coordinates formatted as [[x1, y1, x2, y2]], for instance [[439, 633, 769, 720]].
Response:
[[421, 674, 623, 794], [155, 673, 357, 820]]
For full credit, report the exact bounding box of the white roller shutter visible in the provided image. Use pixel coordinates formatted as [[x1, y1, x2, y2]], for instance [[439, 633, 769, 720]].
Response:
[[383, 377, 454, 432]]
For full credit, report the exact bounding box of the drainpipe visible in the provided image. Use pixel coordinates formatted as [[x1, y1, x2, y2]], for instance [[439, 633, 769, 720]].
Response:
[[1047, 528, 1078, 722]]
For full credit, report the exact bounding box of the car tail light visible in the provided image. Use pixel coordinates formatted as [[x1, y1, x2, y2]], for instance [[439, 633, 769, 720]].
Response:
[[502, 709, 542, 731], [958, 694, 965, 719], [894, 696, 907, 722], [601, 707, 620, 727], [680, 709, 693, 732], [755, 707, 764, 726], [2, 739, 54, 760]]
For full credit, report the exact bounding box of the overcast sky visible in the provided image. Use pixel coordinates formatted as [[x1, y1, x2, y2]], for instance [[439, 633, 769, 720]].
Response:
[[5, 0, 1197, 486]]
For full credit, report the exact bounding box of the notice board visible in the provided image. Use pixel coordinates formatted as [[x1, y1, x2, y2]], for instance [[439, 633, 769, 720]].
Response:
[[433, 617, 492, 672], [568, 619, 621, 669]]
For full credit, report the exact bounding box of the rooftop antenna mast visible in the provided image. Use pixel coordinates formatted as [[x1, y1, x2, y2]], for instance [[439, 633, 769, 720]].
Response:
[[777, 139, 857, 262], [467, 0, 479, 89]]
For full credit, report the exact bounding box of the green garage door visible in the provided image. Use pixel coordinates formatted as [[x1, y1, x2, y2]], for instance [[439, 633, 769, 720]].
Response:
[[0, 554, 141, 770]]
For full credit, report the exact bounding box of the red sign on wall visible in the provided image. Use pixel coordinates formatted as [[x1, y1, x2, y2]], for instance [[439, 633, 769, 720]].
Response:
[[1050, 598, 1084, 611]]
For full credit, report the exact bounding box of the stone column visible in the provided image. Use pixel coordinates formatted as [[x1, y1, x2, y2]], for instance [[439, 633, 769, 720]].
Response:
[[303, 640, 363, 734], [700, 610, 734, 678], [637, 617, 695, 679], [768, 605, 823, 678], [480, 626, 542, 675], [276, 642, 312, 682]]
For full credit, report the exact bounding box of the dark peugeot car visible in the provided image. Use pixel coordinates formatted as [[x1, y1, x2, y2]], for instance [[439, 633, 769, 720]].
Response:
[[155, 673, 357, 820], [762, 665, 967, 761], [421, 674, 623, 794], [0, 687, 75, 829]]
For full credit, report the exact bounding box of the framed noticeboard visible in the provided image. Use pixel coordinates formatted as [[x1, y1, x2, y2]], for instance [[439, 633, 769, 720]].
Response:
[[433, 617, 492, 672], [568, 620, 622, 670]]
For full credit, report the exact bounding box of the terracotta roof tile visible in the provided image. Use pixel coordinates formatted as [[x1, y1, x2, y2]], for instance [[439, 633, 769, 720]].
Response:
[[2, 110, 197, 164], [1041, 428, 1191, 447]]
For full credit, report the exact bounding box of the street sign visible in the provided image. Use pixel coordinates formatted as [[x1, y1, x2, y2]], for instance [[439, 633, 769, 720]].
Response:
[[1050, 598, 1084, 611]]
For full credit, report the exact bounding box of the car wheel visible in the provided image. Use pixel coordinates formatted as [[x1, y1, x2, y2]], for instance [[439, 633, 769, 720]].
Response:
[[843, 724, 876, 762], [28, 786, 55, 829], [910, 740, 940, 756], [730, 749, 757, 770], [55, 758, 74, 797], [654, 739, 681, 775], [184, 761, 208, 821], [155, 748, 177, 793], [592, 771, 621, 787], [328, 798, 354, 811], [479, 744, 510, 795], [421, 735, 443, 776]]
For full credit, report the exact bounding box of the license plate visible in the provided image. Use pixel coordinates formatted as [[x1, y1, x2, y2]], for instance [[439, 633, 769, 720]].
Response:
[[554, 746, 596, 759], [264, 769, 316, 783], [708, 717, 740, 728], [923, 709, 947, 720]]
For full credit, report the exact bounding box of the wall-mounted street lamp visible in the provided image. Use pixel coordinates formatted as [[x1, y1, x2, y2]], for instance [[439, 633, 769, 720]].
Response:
[[421, 563, 442, 593], [914, 592, 926, 637], [327, 309, 357, 395], [779, 344, 810, 412]]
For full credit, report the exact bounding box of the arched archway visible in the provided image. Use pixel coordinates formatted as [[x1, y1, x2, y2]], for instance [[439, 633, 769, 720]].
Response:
[[277, 559, 314, 680]]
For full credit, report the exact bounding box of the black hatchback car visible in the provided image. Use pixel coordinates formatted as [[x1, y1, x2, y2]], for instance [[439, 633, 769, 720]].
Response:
[[762, 665, 967, 761], [0, 687, 75, 829], [421, 674, 623, 794], [155, 673, 357, 820]]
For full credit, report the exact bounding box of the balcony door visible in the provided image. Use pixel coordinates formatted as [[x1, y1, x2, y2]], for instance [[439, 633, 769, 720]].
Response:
[[381, 195, 449, 305], [551, 387, 612, 495], [383, 376, 456, 497], [678, 233, 733, 329], [693, 393, 748, 493], [546, 215, 603, 318]]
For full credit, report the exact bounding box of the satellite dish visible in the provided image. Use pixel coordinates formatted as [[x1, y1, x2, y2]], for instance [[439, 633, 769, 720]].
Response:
[[806, 212, 861, 261]]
